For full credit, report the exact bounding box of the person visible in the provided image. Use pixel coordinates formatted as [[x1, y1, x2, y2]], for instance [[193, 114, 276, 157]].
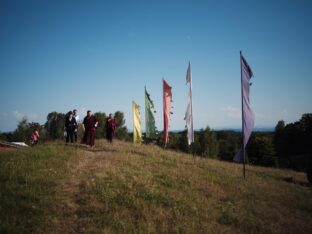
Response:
[[73, 109, 79, 143], [82, 110, 98, 147], [106, 113, 116, 143], [31, 130, 39, 146], [65, 111, 77, 144]]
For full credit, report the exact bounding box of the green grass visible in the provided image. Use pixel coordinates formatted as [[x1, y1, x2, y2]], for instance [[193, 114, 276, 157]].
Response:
[[1, 140, 312, 233], [0, 142, 78, 233]]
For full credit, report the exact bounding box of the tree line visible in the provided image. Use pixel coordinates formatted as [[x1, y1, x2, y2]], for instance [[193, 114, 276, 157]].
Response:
[[158, 113, 311, 172], [0, 111, 129, 143], [1, 111, 311, 173]]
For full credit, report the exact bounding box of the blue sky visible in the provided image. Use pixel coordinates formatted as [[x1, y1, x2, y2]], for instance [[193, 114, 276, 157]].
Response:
[[0, 0, 311, 132]]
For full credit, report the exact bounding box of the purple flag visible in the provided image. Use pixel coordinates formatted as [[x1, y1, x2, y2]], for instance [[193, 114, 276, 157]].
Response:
[[234, 54, 255, 163]]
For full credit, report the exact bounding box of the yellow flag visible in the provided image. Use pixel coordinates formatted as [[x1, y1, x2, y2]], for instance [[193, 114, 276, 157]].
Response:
[[133, 101, 142, 144]]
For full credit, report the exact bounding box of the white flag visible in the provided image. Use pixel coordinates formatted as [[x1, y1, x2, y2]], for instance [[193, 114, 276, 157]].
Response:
[[185, 62, 194, 145], [234, 53, 255, 163]]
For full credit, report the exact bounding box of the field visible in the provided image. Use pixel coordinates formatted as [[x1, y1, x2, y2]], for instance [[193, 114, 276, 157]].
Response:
[[1, 140, 312, 233]]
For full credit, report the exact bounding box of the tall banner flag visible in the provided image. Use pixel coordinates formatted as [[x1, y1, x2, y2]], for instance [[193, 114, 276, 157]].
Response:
[[163, 79, 172, 146], [145, 86, 157, 139], [184, 62, 194, 145], [234, 52, 255, 178], [133, 101, 142, 144]]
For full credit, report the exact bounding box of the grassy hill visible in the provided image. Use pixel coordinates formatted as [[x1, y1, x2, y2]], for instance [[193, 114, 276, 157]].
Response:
[[1, 140, 312, 233]]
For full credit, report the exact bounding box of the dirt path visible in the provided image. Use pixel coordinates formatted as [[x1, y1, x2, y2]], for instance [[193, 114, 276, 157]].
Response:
[[54, 148, 112, 233]]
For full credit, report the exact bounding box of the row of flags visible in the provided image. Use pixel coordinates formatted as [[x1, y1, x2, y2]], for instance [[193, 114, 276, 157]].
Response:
[[132, 63, 190, 146], [132, 52, 255, 169]]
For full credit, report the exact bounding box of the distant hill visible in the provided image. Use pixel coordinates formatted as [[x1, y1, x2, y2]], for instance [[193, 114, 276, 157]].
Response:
[[0, 140, 311, 233]]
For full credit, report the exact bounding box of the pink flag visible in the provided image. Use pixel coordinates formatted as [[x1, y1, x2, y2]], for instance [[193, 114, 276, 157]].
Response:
[[234, 53, 255, 163], [163, 79, 172, 145]]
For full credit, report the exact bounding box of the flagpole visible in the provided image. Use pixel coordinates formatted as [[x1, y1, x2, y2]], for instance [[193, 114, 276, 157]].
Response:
[[132, 101, 135, 144], [240, 51, 246, 179], [162, 78, 166, 148], [144, 86, 147, 140], [189, 62, 194, 145], [189, 62, 194, 154]]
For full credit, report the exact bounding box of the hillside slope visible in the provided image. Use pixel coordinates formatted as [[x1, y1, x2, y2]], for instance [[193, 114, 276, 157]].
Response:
[[1, 140, 312, 233]]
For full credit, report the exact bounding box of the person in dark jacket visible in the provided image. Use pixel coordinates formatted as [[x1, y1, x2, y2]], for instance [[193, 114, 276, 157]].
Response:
[[106, 113, 116, 143], [82, 110, 98, 147], [65, 111, 77, 144]]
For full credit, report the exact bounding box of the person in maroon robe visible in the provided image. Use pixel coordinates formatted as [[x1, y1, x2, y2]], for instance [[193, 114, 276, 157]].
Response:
[[82, 110, 98, 147], [106, 113, 116, 143]]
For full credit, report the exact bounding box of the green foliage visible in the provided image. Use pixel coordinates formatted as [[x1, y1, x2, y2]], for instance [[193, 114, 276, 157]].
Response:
[[94, 112, 107, 139], [247, 134, 277, 167], [11, 118, 42, 143], [216, 131, 240, 161], [114, 111, 129, 140], [44, 112, 65, 140], [197, 127, 219, 158], [177, 130, 189, 153], [307, 160, 312, 184], [0, 131, 7, 141], [274, 113, 312, 170]]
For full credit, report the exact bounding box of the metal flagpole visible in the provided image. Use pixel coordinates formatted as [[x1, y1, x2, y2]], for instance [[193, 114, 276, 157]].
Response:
[[240, 51, 246, 179], [189, 62, 194, 145], [162, 78, 166, 149], [144, 86, 147, 140]]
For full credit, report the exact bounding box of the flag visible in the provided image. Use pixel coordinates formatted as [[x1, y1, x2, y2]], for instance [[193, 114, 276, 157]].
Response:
[[185, 62, 194, 145], [234, 53, 255, 163], [145, 87, 157, 139], [163, 79, 172, 145], [133, 101, 142, 144]]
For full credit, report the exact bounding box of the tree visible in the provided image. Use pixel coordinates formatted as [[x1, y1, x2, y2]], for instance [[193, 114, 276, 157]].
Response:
[[216, 131, 240, 161], [197, 127, 219, 158], [178, 130, 189, 153], [12, 118, 42, 143], [114, 111, 129, 140], [94, 112, 107, 139], [0, 131, 7, 141], [44, 112, 65, 139], [274, 114, 312, 170], [247, 134, 277, 167], [307, 160, 312, 184], [299, 113, 312, 156], [274, 120, 286, 159]]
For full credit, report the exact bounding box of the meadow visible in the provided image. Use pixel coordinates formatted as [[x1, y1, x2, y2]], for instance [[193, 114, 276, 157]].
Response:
[[1, 140, 311, 233]]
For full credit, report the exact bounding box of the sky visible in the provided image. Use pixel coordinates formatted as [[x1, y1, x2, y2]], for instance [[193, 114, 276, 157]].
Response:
[[0, 0, 311, 132]]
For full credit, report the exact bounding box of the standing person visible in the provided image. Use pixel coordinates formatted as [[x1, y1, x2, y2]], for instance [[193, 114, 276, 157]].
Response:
[[65, 111, 77, 144], [31, 130, 39, 146], [106, 113, 116, 143], [73, 109, 79, 143], [82, 110, 98, 147]]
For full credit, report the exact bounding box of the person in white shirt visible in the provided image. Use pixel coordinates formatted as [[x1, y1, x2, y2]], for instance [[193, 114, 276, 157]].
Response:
[[73, 109, 79, 143]]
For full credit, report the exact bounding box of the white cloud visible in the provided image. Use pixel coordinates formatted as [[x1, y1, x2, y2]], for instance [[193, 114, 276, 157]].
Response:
[[13, 111, 24, 120], [220, 106, 241, 119], [13, 111, 38, 121]]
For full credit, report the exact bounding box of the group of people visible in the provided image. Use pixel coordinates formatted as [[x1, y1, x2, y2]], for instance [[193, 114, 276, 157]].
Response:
[[64, 110, 116, 147]]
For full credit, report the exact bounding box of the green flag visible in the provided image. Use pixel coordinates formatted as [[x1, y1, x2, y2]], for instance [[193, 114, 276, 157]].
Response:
[[145, 87, 157, 139]]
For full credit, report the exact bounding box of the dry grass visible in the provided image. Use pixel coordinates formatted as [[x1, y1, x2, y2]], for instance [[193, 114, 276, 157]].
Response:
[[1, 139, 312, 233]]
